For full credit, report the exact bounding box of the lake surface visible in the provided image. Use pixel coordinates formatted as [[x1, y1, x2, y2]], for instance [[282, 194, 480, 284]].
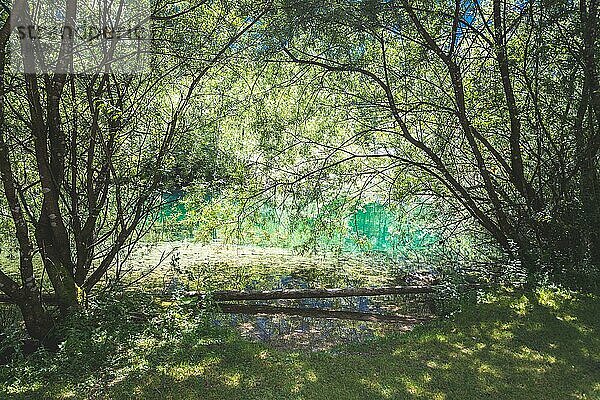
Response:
[[125, 243, 441, 350]]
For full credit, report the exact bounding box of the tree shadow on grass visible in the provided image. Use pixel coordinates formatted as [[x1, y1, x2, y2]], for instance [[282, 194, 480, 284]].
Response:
[[299, 290, 600, 400], [2, 290, 599, 400], [101, 291, 600, 400]]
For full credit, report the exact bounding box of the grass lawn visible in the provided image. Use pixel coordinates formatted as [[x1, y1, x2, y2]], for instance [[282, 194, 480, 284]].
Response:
[[1, 287, 599, 399]]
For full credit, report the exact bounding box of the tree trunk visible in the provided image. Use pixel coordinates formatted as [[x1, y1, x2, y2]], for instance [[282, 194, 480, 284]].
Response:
[[17, 296, 57, 350]]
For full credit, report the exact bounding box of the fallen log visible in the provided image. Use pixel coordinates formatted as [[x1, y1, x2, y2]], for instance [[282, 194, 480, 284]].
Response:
[[218, 303, 432, 324], [0, 284, 487, 304], [194, 285, 439, 302]]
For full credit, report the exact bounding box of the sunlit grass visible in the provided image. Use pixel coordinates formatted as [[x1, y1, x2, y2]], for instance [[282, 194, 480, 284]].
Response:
[[1, 287, 599, 399]]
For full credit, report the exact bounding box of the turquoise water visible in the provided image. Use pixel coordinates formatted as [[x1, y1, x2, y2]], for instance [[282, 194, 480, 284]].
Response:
[[157, 194, 439, 257]]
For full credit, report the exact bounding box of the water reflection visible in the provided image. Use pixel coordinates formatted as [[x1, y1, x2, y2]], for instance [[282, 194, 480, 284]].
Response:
[[214, 274, 435, 351], [215, 308, 424, 351]]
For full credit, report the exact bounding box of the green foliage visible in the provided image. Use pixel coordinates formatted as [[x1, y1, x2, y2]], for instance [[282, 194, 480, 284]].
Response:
[[1, 291, 222, 395]]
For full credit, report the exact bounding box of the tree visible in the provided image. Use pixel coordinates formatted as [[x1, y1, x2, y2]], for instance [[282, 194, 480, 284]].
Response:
[[0, 0, 270, 345], [252, 0, 599, 286]]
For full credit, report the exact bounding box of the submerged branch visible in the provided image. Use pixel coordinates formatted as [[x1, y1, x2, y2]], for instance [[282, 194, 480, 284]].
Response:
[[218, 303, 432, 324]]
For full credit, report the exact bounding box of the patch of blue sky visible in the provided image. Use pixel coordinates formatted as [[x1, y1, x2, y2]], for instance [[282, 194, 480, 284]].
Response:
[[515, 0, 529, 11], [453, 0, 483, 46], [351, 42, 367, 61]]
